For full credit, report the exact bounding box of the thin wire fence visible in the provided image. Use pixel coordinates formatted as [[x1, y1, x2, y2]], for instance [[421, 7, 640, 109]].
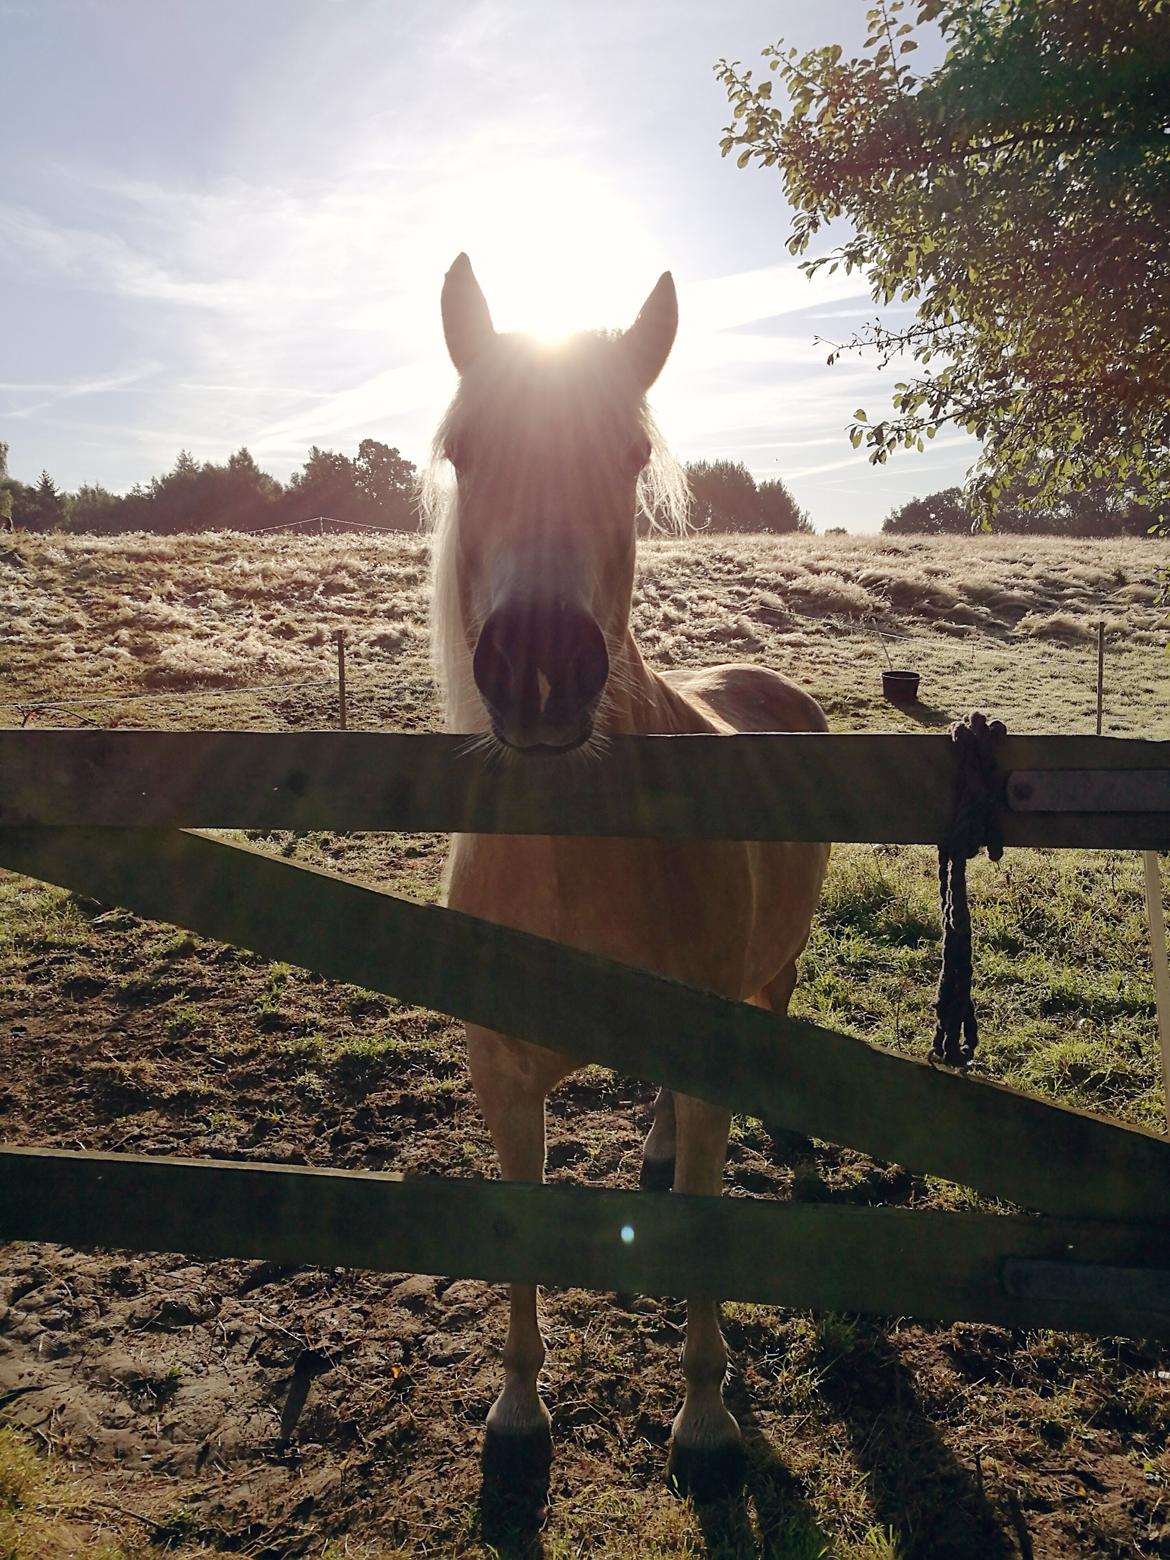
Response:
[[237, 515, 416, 536], [4, 595, 1161, 733], [2, 678, 337, 714], [0, 643, 392, 729]]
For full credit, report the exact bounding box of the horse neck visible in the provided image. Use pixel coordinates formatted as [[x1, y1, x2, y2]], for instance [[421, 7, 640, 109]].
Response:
[[600, 629, 705, 737]]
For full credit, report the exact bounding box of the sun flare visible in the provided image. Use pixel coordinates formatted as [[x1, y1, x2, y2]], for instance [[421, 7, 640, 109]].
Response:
[[451, 162, 662, 340]]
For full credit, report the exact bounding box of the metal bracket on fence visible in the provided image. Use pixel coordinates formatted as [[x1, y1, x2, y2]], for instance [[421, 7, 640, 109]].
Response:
[[1007, 770, 1170, 813], [1002, 1256, 1170, 1323]]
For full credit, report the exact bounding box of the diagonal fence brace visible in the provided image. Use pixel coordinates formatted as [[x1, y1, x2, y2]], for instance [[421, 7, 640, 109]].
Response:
[[2, 827, 1169, 1227]]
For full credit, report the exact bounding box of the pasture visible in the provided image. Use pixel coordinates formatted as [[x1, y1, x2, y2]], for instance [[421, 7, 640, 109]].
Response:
[[1, 527, 1169, 1559]]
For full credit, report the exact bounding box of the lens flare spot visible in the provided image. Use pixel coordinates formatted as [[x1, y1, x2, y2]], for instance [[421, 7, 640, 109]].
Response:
[[620, 1224, 635, 1244]]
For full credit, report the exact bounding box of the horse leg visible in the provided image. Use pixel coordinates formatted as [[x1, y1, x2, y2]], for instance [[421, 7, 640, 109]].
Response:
[[764, 959, 798, 1016], [640, 1084, 676, 1190], [758, 961, 810, 1159], [665, 1091, 744, 1502], [466, 1026, 556, 1476]]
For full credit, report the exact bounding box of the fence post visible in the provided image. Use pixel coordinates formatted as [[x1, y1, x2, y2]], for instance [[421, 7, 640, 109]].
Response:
[[1143, 851, 1170, 1132], [335, 629, 347, 730], [1096, 621, 1105, 736], [1098, 613, 1170, 1130]]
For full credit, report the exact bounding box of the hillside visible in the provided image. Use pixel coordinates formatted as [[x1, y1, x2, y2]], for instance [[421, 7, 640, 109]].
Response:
[[2, 529, 1167, 737]]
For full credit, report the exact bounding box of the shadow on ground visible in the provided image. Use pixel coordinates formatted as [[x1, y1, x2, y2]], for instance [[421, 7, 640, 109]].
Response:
[[819, 1321, 1018, 1560]]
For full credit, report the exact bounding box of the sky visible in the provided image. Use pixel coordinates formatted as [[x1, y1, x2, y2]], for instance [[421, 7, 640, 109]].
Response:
[[1, 0, 978, 532]]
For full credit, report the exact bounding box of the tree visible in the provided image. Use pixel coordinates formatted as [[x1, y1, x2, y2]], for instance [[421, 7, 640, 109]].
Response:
[[282, 441, 418, 530], [884, 487, 972, 534], [354, 439, 418, 528], [31, 471, 66, 531], [717, 0, 1170, 519], [684, 460, 813, 532], [282, 446, 360, 524], [686, 460, 762, 531], [137, 448, 283, 532], [1042, 478, 1165, 536], [0, 443, 33, 531], [758, 476, 812, 533], [147, 450, 207, 532], [66, 483, 133, 534], [216, 448, 282, 530]]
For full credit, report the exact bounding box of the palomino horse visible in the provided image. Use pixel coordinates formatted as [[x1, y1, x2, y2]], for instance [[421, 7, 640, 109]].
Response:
[[428, 253, 829, 1499]]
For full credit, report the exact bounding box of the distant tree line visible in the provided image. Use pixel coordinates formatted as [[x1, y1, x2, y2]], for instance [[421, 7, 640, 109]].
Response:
[[2, 442, 815, 535], [0, 439, 418, 535], [8, 434, 1161, 539], [884, 473, 1167, 536]]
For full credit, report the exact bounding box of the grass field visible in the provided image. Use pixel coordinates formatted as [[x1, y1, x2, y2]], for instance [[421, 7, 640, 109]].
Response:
[[0, 528, 1169, 1558]]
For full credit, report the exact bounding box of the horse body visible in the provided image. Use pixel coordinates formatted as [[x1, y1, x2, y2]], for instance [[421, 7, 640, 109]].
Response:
[[429, 254, 829, 1497], [446, 656, 827, 999]]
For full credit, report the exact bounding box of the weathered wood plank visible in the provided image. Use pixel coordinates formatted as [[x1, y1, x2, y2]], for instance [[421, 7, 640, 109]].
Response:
[[2, 827, 1169, 1226], [1007, 769, 1170, 814], [1, 730, 1168, 846], [2, 1146, 1168, 1335]]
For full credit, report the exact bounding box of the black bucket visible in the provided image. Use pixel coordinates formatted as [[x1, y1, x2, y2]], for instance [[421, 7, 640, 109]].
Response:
[[882, 669, 920, 704]]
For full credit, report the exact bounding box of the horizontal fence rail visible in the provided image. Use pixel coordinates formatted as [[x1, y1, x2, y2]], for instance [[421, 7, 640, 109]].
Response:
[[3, 1147, 1169, 1336], [1, 729, 1168, 847], [2, 826, 1169, 1227]]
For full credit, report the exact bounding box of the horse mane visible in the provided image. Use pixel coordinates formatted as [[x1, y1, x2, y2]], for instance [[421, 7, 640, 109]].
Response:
[[418, 331, 690, 731]]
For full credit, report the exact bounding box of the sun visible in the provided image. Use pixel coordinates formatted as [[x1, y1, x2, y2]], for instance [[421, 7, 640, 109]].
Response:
[[451, 162, 663, 341]]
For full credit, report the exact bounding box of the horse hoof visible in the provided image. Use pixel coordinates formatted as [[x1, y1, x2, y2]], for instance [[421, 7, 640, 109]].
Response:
[[481, 1423, 553, 1487], [666, 1438, 746, 1504], [640, 1155, 675, 1192]]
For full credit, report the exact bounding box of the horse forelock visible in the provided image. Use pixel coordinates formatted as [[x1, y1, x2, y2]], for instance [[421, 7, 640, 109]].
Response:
[[420, 331, 689, 728]]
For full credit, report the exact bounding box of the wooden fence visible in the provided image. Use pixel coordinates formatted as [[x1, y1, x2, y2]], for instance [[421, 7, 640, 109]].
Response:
[[1, 729, 1169, 1336]]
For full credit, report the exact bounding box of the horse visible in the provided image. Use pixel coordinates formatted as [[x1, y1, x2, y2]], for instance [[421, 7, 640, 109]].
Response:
[[426, 253, 830, 1500]]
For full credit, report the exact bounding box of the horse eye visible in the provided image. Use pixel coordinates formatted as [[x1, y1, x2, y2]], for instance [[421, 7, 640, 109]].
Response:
[[628, 437, 652, 474]]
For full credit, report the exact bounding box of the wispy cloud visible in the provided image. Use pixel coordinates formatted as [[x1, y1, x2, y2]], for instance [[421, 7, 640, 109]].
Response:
[[781, 432, 977, 482], [1, 363, 161, 419]]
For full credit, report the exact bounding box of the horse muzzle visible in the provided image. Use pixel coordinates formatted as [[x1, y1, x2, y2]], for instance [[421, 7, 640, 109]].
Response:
[[472, 596, 610, 753]]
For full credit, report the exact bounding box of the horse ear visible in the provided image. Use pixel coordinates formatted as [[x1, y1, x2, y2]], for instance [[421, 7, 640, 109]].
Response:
[[622, 271, 678, 390], [441, 253, 496, 373]]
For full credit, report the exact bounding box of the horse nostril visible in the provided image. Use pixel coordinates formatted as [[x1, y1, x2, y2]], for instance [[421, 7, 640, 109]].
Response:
[[474, 599, 608, 734], [472, 616, 514, 711], [567, 619, 609, 706]]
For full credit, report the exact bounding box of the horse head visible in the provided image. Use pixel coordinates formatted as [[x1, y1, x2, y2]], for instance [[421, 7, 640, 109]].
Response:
[[436, 253, 679, 752]]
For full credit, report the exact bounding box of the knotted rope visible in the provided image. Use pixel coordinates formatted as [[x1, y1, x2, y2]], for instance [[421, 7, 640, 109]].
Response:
[[932, 711, 1008, 1068]]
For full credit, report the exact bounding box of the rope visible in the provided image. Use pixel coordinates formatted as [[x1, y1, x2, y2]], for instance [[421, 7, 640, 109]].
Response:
[[932, 711, 1007, 1068]]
